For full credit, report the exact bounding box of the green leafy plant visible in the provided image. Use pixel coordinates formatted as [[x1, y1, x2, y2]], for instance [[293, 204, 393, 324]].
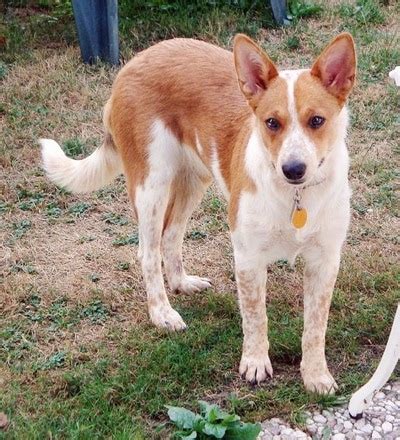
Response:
[[68, 202, 91, 217], [112, 233, 139, 246], [13, 219, 31, 239], [63, 138, 87, 157], [102, 212, 130, 225], [166, 401, 261, 439]]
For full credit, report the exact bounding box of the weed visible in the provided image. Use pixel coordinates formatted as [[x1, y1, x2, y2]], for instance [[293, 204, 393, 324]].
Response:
[[165, 400, 261, 439], [80, 300, 109, 323], [113, 233, 139, 246], [116, 261, 130, 271], [39, 351, 67, 370], [68, 202, 91, 217], [46, 202, 63, 218], [12, 219, 31, 239], [102, 211, 130, 225], [10, 261, 37, 274], [286, 35, 301, 50], [89, 273, 100, 283], [0, 61, 7, 80], [0, 325, 34, 364], [62, 138, 87, 157], [79, 235, 96, 243], [0, 201, 11, 214], [187, 230, 208, 240]]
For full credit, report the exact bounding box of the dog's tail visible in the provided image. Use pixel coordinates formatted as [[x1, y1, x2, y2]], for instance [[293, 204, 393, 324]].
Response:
[[40, 132, 123, 194]]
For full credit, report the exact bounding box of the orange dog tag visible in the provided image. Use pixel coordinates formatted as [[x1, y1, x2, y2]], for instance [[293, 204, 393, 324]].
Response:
[[291, 208, 307, 229]]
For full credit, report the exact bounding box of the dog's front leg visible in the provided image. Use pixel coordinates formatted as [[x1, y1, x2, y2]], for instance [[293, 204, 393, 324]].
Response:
[[234, 250, 272, 384], [301, 247, 341, 394]]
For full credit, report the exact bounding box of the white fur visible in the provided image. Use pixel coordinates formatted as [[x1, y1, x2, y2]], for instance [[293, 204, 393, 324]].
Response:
[[210, 142, 230, 198], [40, 138, 122, 193], [135, 120, 211, 331]]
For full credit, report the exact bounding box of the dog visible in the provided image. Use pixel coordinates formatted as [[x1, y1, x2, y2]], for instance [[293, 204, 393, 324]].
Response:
[[40, 33, 356, 394]]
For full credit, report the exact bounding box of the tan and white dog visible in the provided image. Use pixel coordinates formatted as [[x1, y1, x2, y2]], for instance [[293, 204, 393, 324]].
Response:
[[40, 33, 356, 394]]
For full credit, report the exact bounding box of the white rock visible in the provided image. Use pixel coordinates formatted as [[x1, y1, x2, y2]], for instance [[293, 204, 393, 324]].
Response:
[[281, 428, 294, 435], [355, 418, 366, 429], [307, 424, 317, 434], [343, 420, 353, 430], [372, 431, 382, 439], [305, 418, 314, 425], [294, 431, 308, 439], [361, 423, 373, 434], [355, 436, 365, 440], [371, 418, 382, 426], [382, 421, 393, 433], [387, 415, 395, 422], [334, 422, 343, 432], [327, 419, 336, 428], [322, 410, 333, 419], [375, 391, 386, 399], [332, 434, 346, 440], [262, 421, 281, 435], [375, 426, 382, 432], [313, 414, 327, 424], [270, 418, 284, 424]]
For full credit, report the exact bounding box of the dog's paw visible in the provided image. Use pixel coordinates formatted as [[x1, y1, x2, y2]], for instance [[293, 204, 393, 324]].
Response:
[[239, 353, 273, 385], [176, 275, 212, 294], [149, 304, 187, 331], [302, 370, 338, 395]]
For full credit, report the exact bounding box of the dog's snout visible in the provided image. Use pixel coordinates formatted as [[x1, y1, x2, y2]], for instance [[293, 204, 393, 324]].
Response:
[[282, 161, 306, 182]]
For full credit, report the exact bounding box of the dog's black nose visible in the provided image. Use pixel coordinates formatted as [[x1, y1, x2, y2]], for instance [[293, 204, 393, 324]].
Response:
[[282, 161, 306, 181]]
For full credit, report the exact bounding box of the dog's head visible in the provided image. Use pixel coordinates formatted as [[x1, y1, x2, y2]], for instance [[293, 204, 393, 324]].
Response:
[[233, 33, 356, 185]]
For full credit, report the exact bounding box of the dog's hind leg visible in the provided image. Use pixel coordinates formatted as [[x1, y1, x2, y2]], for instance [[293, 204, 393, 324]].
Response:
[[135, 180, 190, 330], [127, 120, 190, 331], [161, 166, 212, 294]]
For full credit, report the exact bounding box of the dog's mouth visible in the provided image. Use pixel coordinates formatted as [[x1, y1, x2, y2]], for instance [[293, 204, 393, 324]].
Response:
[[284, 178, 306, 185]]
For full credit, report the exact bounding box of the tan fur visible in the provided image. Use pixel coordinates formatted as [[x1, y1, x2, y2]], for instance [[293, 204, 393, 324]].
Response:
[[108, 39, 251, 208]]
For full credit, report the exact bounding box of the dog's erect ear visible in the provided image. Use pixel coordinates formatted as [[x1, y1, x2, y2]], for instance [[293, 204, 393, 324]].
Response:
[[311, 33, 356, 104], [233, 34, 278, 107]]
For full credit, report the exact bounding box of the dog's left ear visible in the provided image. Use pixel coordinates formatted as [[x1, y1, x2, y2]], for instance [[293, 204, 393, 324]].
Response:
[[311, 33, 356, 104]]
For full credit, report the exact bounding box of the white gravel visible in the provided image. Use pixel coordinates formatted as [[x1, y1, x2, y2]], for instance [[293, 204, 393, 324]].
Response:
[[259, 381, 400, 440]]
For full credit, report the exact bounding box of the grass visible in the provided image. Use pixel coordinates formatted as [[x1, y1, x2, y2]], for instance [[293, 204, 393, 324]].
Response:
[[1, 0, 399, 438]]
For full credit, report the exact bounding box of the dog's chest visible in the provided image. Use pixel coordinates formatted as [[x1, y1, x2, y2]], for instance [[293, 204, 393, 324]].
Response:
[[235, 185, 337, 264]]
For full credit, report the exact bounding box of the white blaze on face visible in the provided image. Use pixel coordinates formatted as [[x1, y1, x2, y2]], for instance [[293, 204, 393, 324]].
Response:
[[277, 70, 319, 183]]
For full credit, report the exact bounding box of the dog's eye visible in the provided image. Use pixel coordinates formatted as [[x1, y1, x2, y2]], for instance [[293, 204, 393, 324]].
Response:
[[266, 118, 280, 131], [309, 115, 325, 129]]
